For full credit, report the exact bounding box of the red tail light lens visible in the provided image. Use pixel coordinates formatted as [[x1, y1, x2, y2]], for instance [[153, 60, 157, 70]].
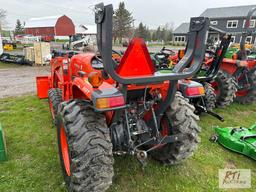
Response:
[[96, 96, 125, 109], [186, 87, 205, 96]]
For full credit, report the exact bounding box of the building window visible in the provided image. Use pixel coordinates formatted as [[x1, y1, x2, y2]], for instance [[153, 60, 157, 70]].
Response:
[[243, 19, 256, 28], [230, 36, 236, 43], [226, 20, 238, 28], [210, 21, 218, 25], [175, 36, 186, 42], [245, 36, 252, 44]]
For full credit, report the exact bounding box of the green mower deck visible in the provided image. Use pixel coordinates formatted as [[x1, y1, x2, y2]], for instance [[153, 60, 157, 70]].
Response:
[[212, 124, 256, 160], [0, 123, 7, 161]]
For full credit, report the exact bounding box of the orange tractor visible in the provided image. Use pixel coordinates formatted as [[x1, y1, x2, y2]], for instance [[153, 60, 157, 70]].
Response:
[[37, 3, 210, 192], [210, 8, 256, 105]]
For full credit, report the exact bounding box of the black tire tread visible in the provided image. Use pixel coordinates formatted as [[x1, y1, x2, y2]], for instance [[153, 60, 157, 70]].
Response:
[[214, 70, 237, 107], [235, 69, 256, 104], [57, 100, 114, 192], [203, 82, 216, 111], [48, 88, 62, 122], [150, 92, 201, 165]]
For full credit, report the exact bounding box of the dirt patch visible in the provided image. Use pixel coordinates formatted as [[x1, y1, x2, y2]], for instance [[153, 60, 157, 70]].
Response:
[[0, 66, 50, 98], [224, 159, 237, 169]]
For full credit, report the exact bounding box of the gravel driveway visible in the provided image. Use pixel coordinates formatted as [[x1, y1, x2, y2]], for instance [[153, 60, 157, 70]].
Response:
[[0, 66, 50, 98], [0, 45, 183, 99]]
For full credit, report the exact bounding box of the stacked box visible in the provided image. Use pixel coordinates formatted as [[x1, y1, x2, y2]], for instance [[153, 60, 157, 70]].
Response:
[[34, 42, 51, 65], [24, 47, 35, 62]]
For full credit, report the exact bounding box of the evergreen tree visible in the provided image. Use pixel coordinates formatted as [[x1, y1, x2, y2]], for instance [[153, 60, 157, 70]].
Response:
[[14, 19, 24, 35], [155, 27, 161, 41], [113, 2, 134, 43], [134, 22, 151, 41]]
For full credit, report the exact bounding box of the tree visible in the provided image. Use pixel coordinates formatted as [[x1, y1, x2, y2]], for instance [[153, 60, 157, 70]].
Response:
[[0, 9, 6, 32], [151, 23, 174, 43], [163, 22, 174, 42], [134, 22, 151, 41], [14, 19, 24, 35], [155, 27, 162, 41], [113, 2, 134, 43]]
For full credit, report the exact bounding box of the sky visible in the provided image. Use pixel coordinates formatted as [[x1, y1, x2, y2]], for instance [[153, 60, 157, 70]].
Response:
[[0, 0, 255, 30]]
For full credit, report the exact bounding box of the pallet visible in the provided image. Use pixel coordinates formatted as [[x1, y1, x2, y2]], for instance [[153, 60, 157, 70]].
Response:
[[34, 63, 50, 66]]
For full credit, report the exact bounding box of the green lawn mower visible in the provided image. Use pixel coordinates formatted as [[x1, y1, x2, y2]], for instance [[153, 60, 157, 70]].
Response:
[[211, 124, 256, 160]]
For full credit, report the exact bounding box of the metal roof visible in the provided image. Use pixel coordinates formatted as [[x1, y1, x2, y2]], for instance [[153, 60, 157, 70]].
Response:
[[25, 15, 63, 28], [75, 25, 97, 34], [173, 22, 189, 34], [200, 5, 256, 18]]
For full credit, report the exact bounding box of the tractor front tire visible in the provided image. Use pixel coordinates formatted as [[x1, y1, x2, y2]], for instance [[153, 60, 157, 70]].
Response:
[[150, 92, 201, 165], [56, 100, 114, 192], [211, 70, 237, 107], [203, 82, 216, 111], [235, 69, 256, 104], [48, 88, 62, 123]]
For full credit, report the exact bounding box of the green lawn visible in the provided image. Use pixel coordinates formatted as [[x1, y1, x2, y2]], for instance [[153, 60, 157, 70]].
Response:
[[0, 95, 255, 192], [0, 61, 21, 69]]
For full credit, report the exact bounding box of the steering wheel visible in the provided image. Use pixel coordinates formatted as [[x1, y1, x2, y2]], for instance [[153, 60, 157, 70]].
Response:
[[153, 53, 170, 69], [160, 47, 175, 56], [112, 50, 122, 57]]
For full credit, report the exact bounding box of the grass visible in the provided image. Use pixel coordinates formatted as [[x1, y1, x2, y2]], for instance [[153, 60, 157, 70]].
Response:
[[0, 61, 21, 69], [0, 95, 255, 192]]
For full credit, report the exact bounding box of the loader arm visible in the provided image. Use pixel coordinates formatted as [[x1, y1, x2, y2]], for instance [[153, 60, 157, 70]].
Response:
[[240, 7, 256, 60]]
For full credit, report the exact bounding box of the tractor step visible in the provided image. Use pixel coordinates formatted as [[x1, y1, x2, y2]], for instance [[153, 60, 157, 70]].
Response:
[[0, 123, 7, 161]]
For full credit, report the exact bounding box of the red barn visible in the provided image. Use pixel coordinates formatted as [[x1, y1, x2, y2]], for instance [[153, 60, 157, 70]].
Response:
[[25, 15, 75, 38]]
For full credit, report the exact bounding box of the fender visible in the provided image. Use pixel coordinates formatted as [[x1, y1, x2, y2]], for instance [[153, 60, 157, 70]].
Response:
[[72, 77, 124, 103], [220, 59, 239, 75], [178, 80, 205, 98], [50, 57, 67, 88]]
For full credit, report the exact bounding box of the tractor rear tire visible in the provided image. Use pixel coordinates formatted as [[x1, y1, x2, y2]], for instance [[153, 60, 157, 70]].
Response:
[[235, 69, 256, 104], [56, 100, 114, 192], [48, 88, 62, 123], [150, 92, 201, 165], [211, 70, 237, 107], [203, 82, 216, 111]]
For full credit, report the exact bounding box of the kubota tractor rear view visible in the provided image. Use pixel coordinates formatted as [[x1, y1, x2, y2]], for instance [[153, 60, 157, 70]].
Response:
[[45, 3, 210, 192]]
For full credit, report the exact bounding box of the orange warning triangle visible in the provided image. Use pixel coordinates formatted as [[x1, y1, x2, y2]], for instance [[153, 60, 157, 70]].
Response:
[[116, 38, 155, 77]]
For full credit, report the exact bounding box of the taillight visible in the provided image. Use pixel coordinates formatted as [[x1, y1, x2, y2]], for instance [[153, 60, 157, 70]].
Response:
[[186, 87, 205, 97], [96, 96, 125, 109]]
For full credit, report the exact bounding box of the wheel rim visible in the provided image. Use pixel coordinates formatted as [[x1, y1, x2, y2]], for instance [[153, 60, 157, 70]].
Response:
[[211, 81, 220, 97], [153, 116, 170, 148], [160, 117, 170, 136], [60, 126, 71, 176], [236, 89, 249, 97], [49, 100, 55, 119]]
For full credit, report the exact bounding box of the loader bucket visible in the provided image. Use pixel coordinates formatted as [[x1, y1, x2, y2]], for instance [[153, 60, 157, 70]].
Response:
[[36, 76, 50, 99]]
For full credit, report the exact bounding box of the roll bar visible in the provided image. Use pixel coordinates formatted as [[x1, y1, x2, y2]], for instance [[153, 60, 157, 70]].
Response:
[[95, 3, 210, 85], [192, 33, 231, 82], [240, 7, 256, 60]]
